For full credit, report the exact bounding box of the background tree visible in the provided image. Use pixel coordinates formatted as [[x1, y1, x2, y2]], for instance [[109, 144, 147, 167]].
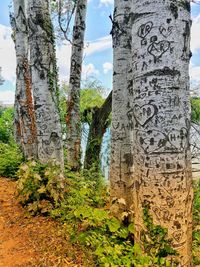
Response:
[[131, 0, 193, 265], [84, 90, 112, 170], [109, 0, 133, 219], [28, 0, 64, 165], [66, 0, 87, 170], [12, 0, 37, 159]]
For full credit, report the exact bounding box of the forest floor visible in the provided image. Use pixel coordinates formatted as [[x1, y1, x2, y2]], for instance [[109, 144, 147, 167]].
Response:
[[0, 177, 84, 267]]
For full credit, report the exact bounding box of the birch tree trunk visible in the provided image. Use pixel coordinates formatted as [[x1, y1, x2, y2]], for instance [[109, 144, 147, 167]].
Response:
[[66, 0, 87, 170], [28, 0, 64, 166], [13, 0, 37, 158], [131, 1, 193, 265], [109, 0, 133, 219]]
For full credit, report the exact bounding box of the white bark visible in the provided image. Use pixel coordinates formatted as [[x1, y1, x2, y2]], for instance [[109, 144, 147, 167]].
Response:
[[0, 67, 4, 85], [66, 0, 87, 170], [109, 0, 133, 219], [131, 1, 193, 265], [28, 0, 64, 166], [13, 0, 37, 158]]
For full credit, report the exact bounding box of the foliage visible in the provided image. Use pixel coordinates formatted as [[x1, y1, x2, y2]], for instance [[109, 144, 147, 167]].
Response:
[[141, 203, 177, 266], [191, 97, 200, 123], [0, 142, 23, 177], [15, 162, 200, 266], [0, 107, 23, 177], [17, 161, 66, 214], [193, 180, 200, 266], [80, 88, 104, 123], [0, 107, 14, 143], [49, 169, 176, 266]]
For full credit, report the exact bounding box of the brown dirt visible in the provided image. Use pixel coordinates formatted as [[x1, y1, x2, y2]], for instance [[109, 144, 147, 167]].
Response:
[[0, 177, 84, 267]]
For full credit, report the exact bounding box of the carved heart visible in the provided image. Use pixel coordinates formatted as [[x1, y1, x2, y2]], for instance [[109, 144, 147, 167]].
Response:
[[112, 122, 120, 130], [136, 128, 187, 154], [138, 21, 153, 38], [152, 206, 172, 222], [159, 25, 173, 38], [168, 128, 188, 150], [173, 230, 183, 242], [136, 130, 166, 154], [133, 104, 156, 126], [148, 40, 170, 59]]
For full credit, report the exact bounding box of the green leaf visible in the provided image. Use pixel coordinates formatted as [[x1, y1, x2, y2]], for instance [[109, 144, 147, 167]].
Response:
[[107, 218, 121, 233], [128, 223, 135, 234]]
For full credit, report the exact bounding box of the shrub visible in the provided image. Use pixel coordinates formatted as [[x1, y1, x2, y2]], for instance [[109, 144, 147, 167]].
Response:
[[17, 161, 66, 214], [0, 107, 14, 143], [0, 142, 23, 177]]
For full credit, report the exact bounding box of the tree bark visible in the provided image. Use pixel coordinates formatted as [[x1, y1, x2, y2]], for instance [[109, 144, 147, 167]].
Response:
[[66, 0, 87, 170], [13, 0, 37, 158], [109, 0, 133, 219], [28, 0, 64, 166], [84, 91, 112, 170], [131, 0, 193, 265], [0, 67, 4, 85]]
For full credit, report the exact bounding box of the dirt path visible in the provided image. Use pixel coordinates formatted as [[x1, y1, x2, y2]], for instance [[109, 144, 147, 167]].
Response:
[[0, 178, 83, 267]]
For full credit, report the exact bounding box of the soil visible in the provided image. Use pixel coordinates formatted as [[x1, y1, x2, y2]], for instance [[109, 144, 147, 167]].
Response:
[[0, 177, 84, 267]]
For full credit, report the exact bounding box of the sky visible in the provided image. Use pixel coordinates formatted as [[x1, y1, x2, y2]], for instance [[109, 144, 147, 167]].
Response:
[[0, 0, 200, 104]]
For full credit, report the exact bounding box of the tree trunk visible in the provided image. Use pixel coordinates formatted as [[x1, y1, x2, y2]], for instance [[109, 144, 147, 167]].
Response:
[[28, 0, 64, 166], [0, 67, 4, 85], [109, 0, 133, 219], [131, 0, 193, 265], [66, 0, 87, 170], [13, 0, 37, 158], [84, 91, 112, 170]]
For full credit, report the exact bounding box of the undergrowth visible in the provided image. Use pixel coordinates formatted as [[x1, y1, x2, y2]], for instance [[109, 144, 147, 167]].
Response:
[[0, 107, 23, 177], [16, 162, 184, 267], [0, 142, 23, 177], [193, 179, 200, 265], [17, 161, 66, 214]]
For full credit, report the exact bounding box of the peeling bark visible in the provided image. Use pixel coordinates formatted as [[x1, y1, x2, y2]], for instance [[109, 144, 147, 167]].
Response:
[[13, 0, 37, 158], [66, 0, 87, 170], [84, 91, 112, 170], [109, 0, 133, 219], [28, 0, 64, 166], [131, 0, 193, 265]]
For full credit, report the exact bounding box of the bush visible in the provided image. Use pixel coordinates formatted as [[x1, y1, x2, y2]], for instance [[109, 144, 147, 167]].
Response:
[[0, 142, 23, 177], [16, 163, 198, 266], [50, 169, 176, 267], [0, 107, 14, 143], [17, 161, 66, 214]]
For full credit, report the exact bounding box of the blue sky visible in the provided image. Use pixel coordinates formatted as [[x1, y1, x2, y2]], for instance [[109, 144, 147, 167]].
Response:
[[0, 0, 200, 104]]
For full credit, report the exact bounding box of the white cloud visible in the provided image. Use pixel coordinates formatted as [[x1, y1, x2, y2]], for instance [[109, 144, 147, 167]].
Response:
[[56, 41, 72, 82], [100, 0, 114, 6], [85, 35, 112, 56], [0, 24, 16, 85], [0, 90, 15, 105], [190, 65, 200, 83], [191, 14, 200, 53], [103, 62, 112, 74], [82, 63, 99, 80], [56, 36, 112, 83]]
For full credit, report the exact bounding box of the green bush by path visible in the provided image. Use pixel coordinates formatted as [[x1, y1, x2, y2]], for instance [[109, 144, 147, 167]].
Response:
[[17, 161, 66, 214], [16, 161, 181, 266], [0, 142, 23, 177], [0, 107, 14, 143]]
